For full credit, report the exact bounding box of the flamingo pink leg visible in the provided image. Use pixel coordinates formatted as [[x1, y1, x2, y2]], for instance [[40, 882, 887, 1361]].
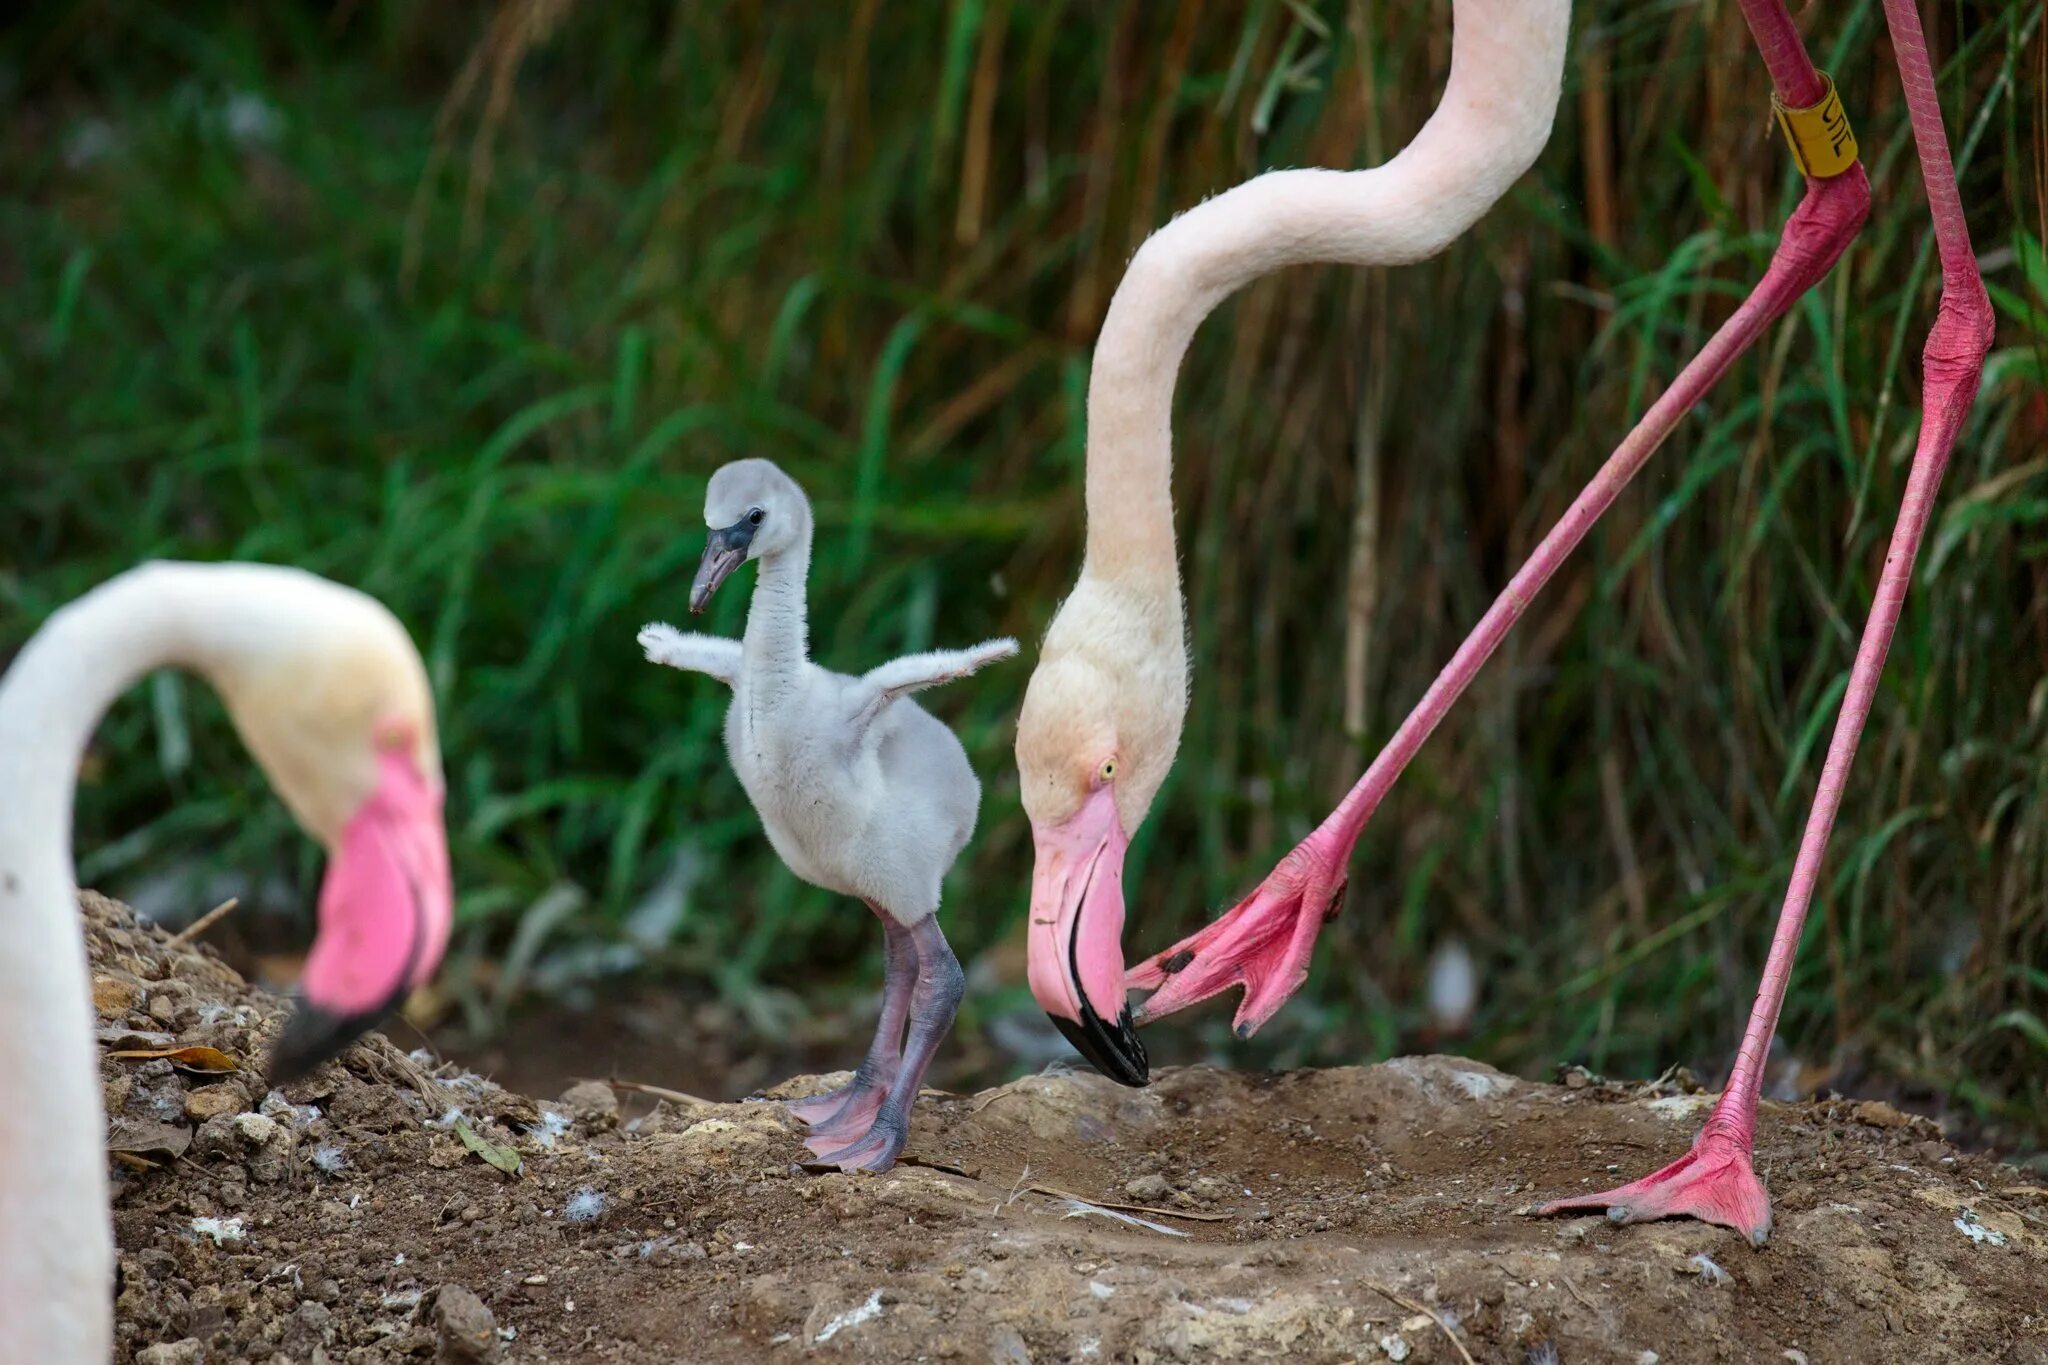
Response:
[[1134, 0, 1871, 1037], [1536, 0, 1991, 1243]]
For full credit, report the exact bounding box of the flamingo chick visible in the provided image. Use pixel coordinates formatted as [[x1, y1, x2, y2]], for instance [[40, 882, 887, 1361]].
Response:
[[638, 458, 1015, 1172], [0, 561, 452, 1363]]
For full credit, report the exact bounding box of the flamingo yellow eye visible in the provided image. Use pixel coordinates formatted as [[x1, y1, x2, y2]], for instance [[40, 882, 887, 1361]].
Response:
[[1099, 760, 1117, 782], [372, 716, 418, 752]]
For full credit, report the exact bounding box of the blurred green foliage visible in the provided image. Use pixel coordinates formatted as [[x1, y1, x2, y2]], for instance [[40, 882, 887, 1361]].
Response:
[[2, 1, 2043, 1143]]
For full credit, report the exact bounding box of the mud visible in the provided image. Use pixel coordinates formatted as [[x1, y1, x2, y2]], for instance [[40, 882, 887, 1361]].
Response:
[[81, 893, 2048, 1363]]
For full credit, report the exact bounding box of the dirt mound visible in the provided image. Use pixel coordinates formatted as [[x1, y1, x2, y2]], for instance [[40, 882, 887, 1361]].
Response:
[[80, 893, 2046, 1363]]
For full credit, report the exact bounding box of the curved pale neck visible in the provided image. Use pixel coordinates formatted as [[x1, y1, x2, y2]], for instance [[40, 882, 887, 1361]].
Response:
[[742, 522, 814, 689], [0, 566, 245, 1360], [1081, 0, 1567, 585]]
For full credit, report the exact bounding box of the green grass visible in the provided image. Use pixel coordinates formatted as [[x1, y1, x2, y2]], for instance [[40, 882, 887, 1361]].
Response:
[[2, 0, 2043, 1145]]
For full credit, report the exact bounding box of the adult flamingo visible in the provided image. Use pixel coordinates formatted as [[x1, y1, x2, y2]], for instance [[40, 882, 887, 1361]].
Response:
[[1019, 0, 1991, 1248], [0, 562, 453, 1361], [1017, 0, 1572, 1083]]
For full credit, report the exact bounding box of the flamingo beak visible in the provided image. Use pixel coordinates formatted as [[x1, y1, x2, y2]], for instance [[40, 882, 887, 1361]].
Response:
[[689, 518, 757, 614], [270, 749, 452, 1083], [1026, 785, 1149, 1086]]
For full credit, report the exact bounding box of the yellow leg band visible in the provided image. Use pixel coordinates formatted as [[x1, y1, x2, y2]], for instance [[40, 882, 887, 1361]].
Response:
[[1772, 73, 1859, 179]]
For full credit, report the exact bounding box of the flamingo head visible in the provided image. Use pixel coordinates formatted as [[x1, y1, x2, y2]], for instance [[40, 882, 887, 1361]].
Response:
[[1015, 576, 1185, 1087], [202, 577, 451, 1082], [690, 459, 812, 612]]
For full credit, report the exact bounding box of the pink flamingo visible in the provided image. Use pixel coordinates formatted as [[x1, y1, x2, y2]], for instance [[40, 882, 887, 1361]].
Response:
[[1018, 0, 1990, 1247], [0, 562, 453, 1359]]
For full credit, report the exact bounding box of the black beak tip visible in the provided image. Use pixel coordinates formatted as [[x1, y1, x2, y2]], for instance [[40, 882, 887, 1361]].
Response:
[[267, 1002, 377, 1086], [1050, 1003, 1150, 1088]]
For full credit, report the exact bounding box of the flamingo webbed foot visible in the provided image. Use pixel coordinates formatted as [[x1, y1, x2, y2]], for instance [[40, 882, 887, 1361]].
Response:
[[1529, 1122, 1773, 1246], [1128, 840, 1347, 1037]]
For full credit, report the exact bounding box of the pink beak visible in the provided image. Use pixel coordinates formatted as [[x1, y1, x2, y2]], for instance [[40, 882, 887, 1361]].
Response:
[[1025, 785, 1149, 1086], [272, 748, 452, 1081]]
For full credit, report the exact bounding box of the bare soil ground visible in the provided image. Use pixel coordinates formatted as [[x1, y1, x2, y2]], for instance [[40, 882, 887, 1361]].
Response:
[[86, 893, 2048, 1364]]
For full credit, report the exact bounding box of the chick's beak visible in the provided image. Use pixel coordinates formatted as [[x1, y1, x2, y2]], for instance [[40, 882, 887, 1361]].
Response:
[[1025, 784, 1148, 1086], [690, 519, 758, 614]]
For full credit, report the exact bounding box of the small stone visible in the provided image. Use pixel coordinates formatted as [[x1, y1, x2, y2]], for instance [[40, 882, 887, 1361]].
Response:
[[280, 1300, 337, 1355], [485, 1091, 541, 1129], [559, 1080, 618, 1127], [1123, 1174, 1172, 1203], [433, 1284, 501, 1362], [989, 1323, 1033, 1364], [238, 1113, 292, 1183], [185, 1083, 252, 1123], [148, 994, 180, 1026], [1852, 1099, 1911, 1130], [137, 1342, 204, 1365], [93, 974, 142, 1016], [1379, 1333, 1411, 1362], [232, 1112, 280, 1145], [192, 1109, 293, 1183], [637, 1239, 704, 1267], [98, 1026, 176, 1050]]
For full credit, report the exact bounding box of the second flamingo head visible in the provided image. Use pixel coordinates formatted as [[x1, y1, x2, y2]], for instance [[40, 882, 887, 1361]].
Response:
[[187, 566, 453, 1081]]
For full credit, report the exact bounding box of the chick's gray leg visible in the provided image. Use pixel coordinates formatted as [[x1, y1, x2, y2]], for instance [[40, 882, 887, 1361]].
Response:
[[792, 909, 913, 1141], [816, 914, 963, 1173]]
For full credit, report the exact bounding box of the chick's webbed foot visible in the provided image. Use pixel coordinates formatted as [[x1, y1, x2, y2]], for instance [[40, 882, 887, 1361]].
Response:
[[809, 1099, 911, 1174], [790, 1072, 894, 1144]]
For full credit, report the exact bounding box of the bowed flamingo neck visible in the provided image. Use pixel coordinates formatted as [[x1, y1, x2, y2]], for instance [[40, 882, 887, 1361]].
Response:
[[1079, 0, 1569, 591], [0, 569, 234, 1362]]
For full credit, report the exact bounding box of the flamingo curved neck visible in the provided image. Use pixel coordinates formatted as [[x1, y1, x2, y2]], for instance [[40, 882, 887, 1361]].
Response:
[[1080, 0, 1567, 588], [0, 565, 253, 1361]]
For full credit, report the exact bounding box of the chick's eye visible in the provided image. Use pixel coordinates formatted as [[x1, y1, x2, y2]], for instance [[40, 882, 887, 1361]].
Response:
[[747, 508, 765, 526]]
